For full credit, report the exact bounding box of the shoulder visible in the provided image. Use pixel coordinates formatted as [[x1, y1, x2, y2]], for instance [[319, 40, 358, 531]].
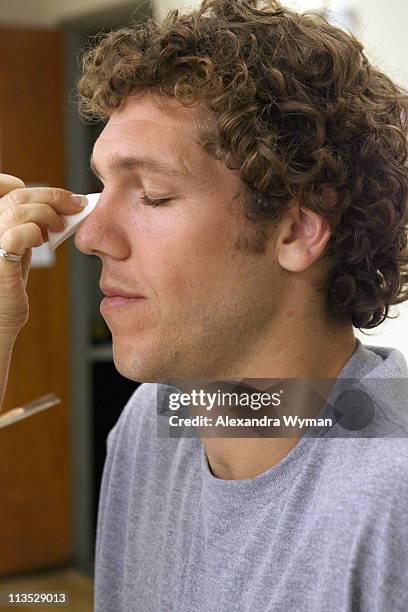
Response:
[[363, 438, 408, 508], [317, 437, 408, 514]]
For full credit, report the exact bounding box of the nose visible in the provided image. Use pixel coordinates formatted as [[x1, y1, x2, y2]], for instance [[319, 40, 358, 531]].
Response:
[[74, 191, 130, 259]]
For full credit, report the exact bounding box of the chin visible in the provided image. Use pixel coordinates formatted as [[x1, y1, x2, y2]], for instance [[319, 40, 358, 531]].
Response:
[[111, 338, 177, 384]]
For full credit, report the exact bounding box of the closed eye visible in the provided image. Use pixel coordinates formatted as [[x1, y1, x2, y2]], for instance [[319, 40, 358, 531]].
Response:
[[141, 195, 171, 207]]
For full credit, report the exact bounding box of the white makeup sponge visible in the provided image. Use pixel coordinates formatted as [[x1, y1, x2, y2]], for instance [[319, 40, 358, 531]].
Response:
[[48, 192, 101, 251]]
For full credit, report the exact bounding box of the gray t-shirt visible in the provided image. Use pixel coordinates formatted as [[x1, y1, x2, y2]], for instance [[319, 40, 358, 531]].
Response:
[[94, 339, 408, 611]]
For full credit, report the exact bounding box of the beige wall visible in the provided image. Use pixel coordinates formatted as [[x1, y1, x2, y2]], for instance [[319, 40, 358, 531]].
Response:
[[151, 0, 197, 21], [0, 0, 54, 27], [287, 0, 408, 86], [349, 0, 408, 87], [0, 0, 147, 26]]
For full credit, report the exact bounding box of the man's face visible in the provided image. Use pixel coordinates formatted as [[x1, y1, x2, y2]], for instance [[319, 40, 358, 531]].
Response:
[[75, 93, 281, 381]]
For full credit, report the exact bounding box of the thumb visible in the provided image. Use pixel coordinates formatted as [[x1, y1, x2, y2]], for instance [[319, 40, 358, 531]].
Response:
[[0, 173, 25, 197]]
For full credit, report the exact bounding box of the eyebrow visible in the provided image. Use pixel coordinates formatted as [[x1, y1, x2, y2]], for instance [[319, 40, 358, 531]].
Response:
[[89, 154, 184, 180]]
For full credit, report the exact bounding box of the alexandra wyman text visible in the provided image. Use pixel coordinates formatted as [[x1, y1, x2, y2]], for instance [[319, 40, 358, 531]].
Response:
[[168, 415, 333, 428]]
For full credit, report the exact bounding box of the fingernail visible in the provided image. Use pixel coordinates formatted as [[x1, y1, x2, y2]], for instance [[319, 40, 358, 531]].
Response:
[[70, 194, 88, 208]]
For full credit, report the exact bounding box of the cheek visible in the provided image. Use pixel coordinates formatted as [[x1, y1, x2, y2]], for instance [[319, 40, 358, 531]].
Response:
[[131, 209, 239, 303]]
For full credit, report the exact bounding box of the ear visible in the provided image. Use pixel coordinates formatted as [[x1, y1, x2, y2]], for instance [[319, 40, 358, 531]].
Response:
[[276, 202, 332, 272]]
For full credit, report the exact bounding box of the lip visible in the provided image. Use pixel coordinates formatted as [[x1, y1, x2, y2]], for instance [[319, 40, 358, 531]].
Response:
[[99, 284, 145, 298]]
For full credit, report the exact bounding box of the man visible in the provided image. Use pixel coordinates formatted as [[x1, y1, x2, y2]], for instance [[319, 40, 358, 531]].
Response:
[[77, 0, 406, 609], [71, 0, 408, 612], [76, 0, 408, 612]]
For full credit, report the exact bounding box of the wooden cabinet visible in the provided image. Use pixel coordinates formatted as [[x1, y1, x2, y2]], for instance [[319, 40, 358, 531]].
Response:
[[0, 27, 71, 574]]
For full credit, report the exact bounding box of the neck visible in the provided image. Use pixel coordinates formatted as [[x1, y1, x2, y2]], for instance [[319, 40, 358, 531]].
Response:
[[201, 320, 356, 480]]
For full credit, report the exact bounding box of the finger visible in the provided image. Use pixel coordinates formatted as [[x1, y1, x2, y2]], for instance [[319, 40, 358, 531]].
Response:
[[0, 202, 66, 234], [1, 186, 86, 215], [0, 174, 25, 197], [0, 222, 44, 257], [21, 249, 32, 286]]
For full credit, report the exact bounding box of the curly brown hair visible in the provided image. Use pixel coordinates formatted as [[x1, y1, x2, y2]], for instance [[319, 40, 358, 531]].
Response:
[[77, 0, 408, 329]]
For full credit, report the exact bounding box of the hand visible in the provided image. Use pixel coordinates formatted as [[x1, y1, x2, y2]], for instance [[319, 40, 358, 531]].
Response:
[[0, 173, 86, 340]]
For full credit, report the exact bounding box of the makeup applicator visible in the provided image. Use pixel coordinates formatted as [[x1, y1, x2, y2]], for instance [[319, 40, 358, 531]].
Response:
[[48, 192, 101, 251]]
